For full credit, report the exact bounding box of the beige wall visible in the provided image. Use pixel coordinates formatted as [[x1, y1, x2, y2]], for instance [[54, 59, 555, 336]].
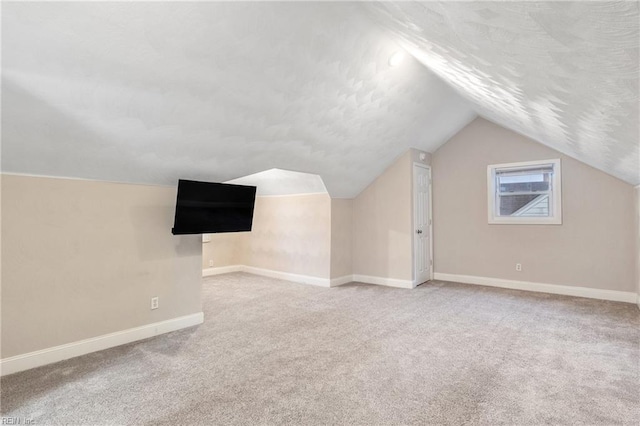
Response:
[[1, 175, 202, 358], [203, 148, 429, 283], [636, 187, 640, 304], [432, 118, 636, 292], [202, 232, 246, 269], [245, 194, 331, 278], [0, 174, 3, 358], [352, 151, 413, 281], [202, 194, 332, 279], [330, 199, 353, 279]]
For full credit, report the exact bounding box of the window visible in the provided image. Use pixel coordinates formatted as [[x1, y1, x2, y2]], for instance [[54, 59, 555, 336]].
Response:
[[487, 159, 562, 224]]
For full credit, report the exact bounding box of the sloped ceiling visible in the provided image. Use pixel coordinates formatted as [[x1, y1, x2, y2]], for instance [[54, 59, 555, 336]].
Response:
[[366, 1, 639, 185], [1, 1, 475, 198], [4, 2, 637, 195]]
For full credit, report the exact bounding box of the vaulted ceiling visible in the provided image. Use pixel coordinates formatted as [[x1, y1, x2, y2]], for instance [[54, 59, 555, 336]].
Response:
[[366, 1, 639, 185], [2, 2, 638, 198], [1, 2, 474, 198]]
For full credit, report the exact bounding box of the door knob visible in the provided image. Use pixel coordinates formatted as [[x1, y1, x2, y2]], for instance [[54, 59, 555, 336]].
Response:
[[416, 230, 423, 234]]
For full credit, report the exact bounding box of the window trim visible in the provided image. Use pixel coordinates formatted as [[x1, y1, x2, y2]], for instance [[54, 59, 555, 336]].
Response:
[[487, 159, 562, 225]]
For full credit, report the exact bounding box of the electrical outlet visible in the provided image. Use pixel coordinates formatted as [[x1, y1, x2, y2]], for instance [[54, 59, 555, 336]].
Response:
[[209, 260, 214, 267], [151, 297, 159, 310], [515, 263, 522, 272]]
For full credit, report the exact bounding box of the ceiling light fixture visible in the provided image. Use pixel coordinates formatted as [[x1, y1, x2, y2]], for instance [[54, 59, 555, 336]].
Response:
[[388, 51, 405, 67]]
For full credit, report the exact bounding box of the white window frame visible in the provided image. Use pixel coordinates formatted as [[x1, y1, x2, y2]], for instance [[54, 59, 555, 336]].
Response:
[[487, 159, 562, 225]]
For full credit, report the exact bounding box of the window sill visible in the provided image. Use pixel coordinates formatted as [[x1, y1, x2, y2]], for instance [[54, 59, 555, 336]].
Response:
[[488, 217, 562, 225]]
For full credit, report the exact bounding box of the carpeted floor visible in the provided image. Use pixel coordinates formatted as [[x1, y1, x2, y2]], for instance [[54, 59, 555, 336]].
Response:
[[1, 272, 639, 425]]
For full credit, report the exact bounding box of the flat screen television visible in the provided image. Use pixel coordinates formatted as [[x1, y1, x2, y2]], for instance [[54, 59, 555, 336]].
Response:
[[171, 179, 257, 235]]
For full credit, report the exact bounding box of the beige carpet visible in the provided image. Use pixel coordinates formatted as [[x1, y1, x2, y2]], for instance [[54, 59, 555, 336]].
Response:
[[1, 272, 639, 425]]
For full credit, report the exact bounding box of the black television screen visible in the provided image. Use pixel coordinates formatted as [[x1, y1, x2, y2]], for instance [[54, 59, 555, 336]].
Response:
[[171, 179, 257, 235]]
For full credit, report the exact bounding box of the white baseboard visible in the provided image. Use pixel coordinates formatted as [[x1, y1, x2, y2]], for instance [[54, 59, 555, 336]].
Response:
[[203, 267, 414, 290], [204, 265, 330, 287], [434, 273, 636, 304], [0, 312, 204, 377], [352, 274, 415, 289], [203, 265, 243, 277], [242, 266, 331, 287], [330, 275, 353, 287]]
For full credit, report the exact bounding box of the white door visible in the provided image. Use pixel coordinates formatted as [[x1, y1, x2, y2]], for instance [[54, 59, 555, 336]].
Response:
[[413, 164, 431, 285]]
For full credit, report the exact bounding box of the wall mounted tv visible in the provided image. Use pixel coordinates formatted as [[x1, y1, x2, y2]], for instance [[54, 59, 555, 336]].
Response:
[[171, 179, 257, 235]]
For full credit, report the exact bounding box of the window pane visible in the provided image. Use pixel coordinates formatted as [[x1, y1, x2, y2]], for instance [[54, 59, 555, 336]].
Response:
[[499, 174, 544, 184], [498, 172, 550, 193], [499, 194, 550, 216], [488, 159, 560, 224]]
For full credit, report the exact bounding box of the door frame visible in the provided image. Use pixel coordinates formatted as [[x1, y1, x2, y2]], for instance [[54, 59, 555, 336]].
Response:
[[412, 163, 434, 286]]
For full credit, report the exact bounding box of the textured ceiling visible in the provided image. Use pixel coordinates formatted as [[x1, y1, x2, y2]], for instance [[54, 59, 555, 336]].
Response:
[[226, 169, 327, 197], [1, 1, 475, 198], [4, 2, 637, 194], [366, 1, 639, 185]]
